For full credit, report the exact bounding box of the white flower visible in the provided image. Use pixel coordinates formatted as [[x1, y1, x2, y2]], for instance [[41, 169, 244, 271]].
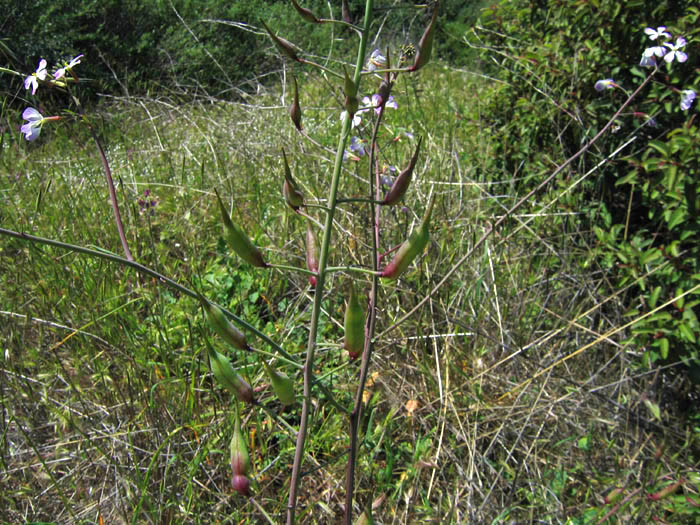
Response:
[[594, 78, 617, 91], [24, 59, 47, 95], [644, 26, 671, 41], [54, 54, 84, 80], [663, 37, 688, 63], [340, 110, 363, 128], [680, 90, 696, 111], [20, 107, 44, 141], [366, 49, 387, 72]]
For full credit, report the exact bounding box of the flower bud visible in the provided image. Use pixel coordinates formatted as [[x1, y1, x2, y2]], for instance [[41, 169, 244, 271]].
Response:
[[380, 194, 435, 280], [382, 136, 422, 205], [289, 75, 303, 131], [200, 295, 249, 351], [290, 0, 320, 23], [230, 411, 251, 476], [344, 281, 366, 360], [215, 188, 267, 268], [282, 149, 304, 210], [262, 360, 296, 406], [305, 220, 319, 287], [409, 4, 438, 72], [232, 474, 250, 496], [261, 20, 301, 62], [207, 342, 255, 404]]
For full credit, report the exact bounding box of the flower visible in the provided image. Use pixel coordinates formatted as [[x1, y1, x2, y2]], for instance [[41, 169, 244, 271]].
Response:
[[680, 89, 696, 111], [54, 54, 84, 80], [340, 110, 363, 128], [644, 26, 671, 41], [594, 78, 617, 91], [663, 37, 688, 63], [20, 107, 44, 141], [362, 94, 398, 114], [366, 49, 387, 72], [24, 59, 48, 95], [640, 45, 666, 67], [349, 136, 368, 156]]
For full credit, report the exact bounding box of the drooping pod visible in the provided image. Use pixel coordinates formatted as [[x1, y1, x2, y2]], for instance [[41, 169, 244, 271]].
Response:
[[230, 410, 251, 495], [289, 75, 302, 131], [344, 281, 366, 360], [199, 294, 249, 351], [206, 339, 255, 404], [282, 149, 304, 211], [305, 219, 319, 287], [262, 360, 296, 406], [290, 0, 320, 23], [382, 136, 422, 205], [408, 3, 439, 72], [380, 194, 436, 280], [261, 20, 301, 62], [215, 188, 267, 268]]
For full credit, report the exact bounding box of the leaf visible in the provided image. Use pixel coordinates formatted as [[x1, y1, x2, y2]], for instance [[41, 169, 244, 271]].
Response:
[[658, 338, 669, 360], [649, 286, 661, 309], [679, 323, 696, 343], [647, 140, 670, 157]]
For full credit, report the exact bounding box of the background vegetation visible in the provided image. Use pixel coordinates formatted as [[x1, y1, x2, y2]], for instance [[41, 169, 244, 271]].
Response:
[[1, 0, 698, 523]]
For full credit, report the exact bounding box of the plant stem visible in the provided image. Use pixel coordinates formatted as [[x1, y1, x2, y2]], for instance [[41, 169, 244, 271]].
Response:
[[286, 2, 374, 523]]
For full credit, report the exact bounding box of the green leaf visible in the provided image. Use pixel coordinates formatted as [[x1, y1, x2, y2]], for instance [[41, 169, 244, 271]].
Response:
[[658, 338, 669, 359], [649, 286, 661, 309], [647, 140, 670, 157], [679, 323, 696, 343]]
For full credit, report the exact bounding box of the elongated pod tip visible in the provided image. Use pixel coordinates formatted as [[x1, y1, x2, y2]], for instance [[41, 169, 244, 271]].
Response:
[[382, 136, 423, 205], [409, 3, 439, 72]]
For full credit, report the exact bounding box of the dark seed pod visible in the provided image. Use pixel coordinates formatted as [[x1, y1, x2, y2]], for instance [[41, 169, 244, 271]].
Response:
[[199, 294, 249, 351], [261, 20, 301, 62], [289, 75, 303, 131], [380, 194, 435, 280], [305, 220, 319, 287], [282, 149, 304, 210], [344, 281, 366, 360], [290, 0, 320, 23], [382, 136, 422, 205], [409, 4, 439, 72], [232, 474, 251, 496], [215, 188, 267, 268]]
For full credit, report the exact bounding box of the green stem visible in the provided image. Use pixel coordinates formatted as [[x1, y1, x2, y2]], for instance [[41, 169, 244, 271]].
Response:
[[325, 266, 381, 276]]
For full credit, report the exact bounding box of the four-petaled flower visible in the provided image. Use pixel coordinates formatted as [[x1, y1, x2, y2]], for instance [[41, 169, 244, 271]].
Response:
[[349, 136, 368, 156], [366, 49, 387, 72], [680, 89, 696, 111], [20, 107, 45, 141], [54, 54, 84, 80], [641, 45, 666, 67], [24, 59, 48, 95], [594, 78, 617, 91], [340, 110, 363, 128], [644, 26, 671, 41], [663, 37, 687, 63], [362, 94, 398, 114]]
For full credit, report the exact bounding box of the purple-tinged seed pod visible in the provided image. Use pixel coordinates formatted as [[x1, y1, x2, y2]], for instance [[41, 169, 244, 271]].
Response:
[[648, 480, 684, 501], [305, 220, 319, 287], [261, 20, 301, 62], [344, 281, 366, 360], [215, 188, 267, 268], [603, 487, 624, 504], [382, 136, 422, 206], [380, 194, 435, 280], [232, 474, 250, 496], [289, 75, 303, 131], [290, 0, 320, 23], [282, 149, 304, 211], [230, 410, 251, 476], [199, 294, 250, 351], [409, 4, 439, 72]]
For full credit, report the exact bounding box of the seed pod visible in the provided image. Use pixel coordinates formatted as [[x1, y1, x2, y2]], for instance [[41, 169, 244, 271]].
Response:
[[603, 487, 624, 504], [232, 474, 250, 496], [262, 360, 296, 406], [261, 20, 301, 62], [290, 0, 319, 23], [344, 281, 366, 360], [409, 4, 439, 72], [215, 188, 267, 268], [230, 410, 251, 476], [382, 136, 422, 205], [648, 480, 683, 501], [380, 194, 435, 280], [282, 149, 304, 210], [289, 75, 303, 131], [199, 294, 249, 351], [206, 342, 255, 403], [305, 220, 319, 287]]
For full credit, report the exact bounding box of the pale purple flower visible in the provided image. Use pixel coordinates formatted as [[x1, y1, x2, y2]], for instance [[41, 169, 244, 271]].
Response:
[[349, 136, 367, 156], [366, 49, 387, 72], [20, 107, 44, 141], [340, 110, 363, 128], [594, 78, 617, 91], [663, 37, 688, 63], [362, 94, 398, 114], [640, 45, 666, 67], [54, 54, 84, 80], [644, 26, 671, 41], [24, 59, 48, 95], [680, 89, 696, 111]]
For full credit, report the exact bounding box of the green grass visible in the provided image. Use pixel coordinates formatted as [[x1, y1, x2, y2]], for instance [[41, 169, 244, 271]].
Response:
[[1, 60, 698, 524]]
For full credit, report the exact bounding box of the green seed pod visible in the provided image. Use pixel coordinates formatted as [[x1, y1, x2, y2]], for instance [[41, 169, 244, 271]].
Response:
[[380, 194, 435, 280], [382, 136, 423, 206], [603, 487, 624, 504], [230, 411, 251, 476], [262, 360, 296, 406], [289, 75, 303, 131], [409, 4, 439, 72], [305, 220, 318, 287], [215, 188, 267, 268], [344, 281, 366, 360], [261, 20, 301, 62], [282, 149, 304, 211], [207, 342, 255, 404], [200, 294, 249, 351], [290, 0, 319, 23]]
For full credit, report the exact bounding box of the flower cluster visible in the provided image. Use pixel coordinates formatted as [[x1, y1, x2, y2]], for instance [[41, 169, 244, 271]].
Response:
[[640, 26, 687, 66], [138, 189, 158, 216], [339, 92, 398, 129]]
